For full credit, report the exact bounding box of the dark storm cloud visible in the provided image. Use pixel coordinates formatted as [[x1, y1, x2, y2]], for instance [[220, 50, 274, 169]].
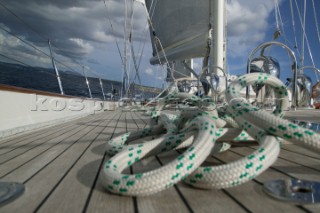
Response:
[[0, 0, 148, 60]]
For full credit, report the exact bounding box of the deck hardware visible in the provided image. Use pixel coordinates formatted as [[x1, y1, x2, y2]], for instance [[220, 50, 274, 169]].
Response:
[[263, 179, 320, 204], [246, 41, 298, 109], [48, 40, 64, 95], [0, 182, 25, 206]]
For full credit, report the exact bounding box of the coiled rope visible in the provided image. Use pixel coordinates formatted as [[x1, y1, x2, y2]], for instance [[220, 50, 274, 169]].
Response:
[[102, 73, 320, 196]]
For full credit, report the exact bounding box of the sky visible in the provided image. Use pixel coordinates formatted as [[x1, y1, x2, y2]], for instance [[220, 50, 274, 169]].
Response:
[[0, 0, 320, 89]]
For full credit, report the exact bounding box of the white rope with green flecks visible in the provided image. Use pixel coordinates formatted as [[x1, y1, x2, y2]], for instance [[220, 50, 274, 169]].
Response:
[[102, 73, 320, 196]]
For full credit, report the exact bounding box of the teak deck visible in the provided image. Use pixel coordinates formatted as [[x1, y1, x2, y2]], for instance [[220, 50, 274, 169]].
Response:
[[1, 110, 320, 213]]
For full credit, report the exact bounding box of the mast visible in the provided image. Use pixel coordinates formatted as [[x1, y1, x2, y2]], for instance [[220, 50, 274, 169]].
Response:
[[123, 0, 129, 98], [210, 0, 225, 77]]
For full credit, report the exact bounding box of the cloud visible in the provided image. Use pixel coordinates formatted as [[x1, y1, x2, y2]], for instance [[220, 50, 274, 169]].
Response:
[[0, 0, 290, 87], [145, 68, 154, 75], [0, 30, 52, 67], [0, 0, 147, 61], [226, 0, 279, 58], [1, 0, 278, 63], [87, 58, 100, 65]]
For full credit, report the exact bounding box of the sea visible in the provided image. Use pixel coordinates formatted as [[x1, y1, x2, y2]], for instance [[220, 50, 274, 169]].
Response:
[[0, 61, 158, 100]]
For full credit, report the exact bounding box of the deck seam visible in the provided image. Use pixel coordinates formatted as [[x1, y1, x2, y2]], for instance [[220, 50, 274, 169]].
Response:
[[130, 167, 139, 213], [208, 155, 254, 212], [0, 123, 78, 156], [0, 118, 83, 148], [124, 111, 141, 213], [133, 111, 148, 125], [245, 147, 320, 174], [0, 116, 100, 178], [128, 111, 140, 129], [21, 112, 114, 184], [134, 111, 149, 129], [33, 111, 118, 212], [0, 112, 102, 145], [155, 155, 194, 213], [82, 110, 126, 213], [222, 150, 314, 212], [0, 113, 100, 151], [279, 147, 320, 160], [221, 189, 252, 213], [0, 125, 86, 179]]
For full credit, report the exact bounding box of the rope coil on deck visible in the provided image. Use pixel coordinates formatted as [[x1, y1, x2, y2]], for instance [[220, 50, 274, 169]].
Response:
[[102, 73, 320, 196]]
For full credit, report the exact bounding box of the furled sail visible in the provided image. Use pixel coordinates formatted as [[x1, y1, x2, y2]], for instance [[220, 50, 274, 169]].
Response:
[[145, 0, 210, 65]]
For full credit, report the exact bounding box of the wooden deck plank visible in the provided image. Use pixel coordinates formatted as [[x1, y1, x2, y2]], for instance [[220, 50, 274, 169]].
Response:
[[85, 110, 135, 213], [0, 112, 100, 145], [0, 115, 101, 179], [125, 111, 140, 131], [281, 144, 320, 160], [127, 111, 146, 130], [132, 154, 190, 213], [0, 111, 117, 212], [212, 150, 305, 212], [116, 110, 128, 132], [0, 117, 96, 164], [235, 146, 320, 181], [0, 122, 77, 152], [284, 109, 320, 122], [277, 148, 320, 171], [226, 146, 320, 212], [133, 111, 149, 127], [2, 109, 320, 212], [132, 112, 150, 128], [0, 124, 91, 180], [0, 113, 115, 182], [35, 111, 120, 213], [158, 151, 248, 213], [0, 113, 98, 154]]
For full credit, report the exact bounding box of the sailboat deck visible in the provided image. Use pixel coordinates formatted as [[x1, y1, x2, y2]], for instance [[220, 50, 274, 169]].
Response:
[[1, 110, 320, 213]]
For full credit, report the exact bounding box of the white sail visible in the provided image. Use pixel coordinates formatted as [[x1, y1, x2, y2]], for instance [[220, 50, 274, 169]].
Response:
[[145, 0, 211, 65], [166, 60, 193, 81]]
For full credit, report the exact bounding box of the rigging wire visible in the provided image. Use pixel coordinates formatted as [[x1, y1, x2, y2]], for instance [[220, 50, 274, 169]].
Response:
[[273, 0, 296, 53], [129, 0, 174, 97], [129, 3, 142, 85], [125, 0, 135, 96], [0, 25, 97, 88], [311, 0, 320, 51], [102, 0, 125, 67], [0, 25, 51, 59], [129, 0, 157, 88], [154, 38, 190, 79], [0, 51, 95, 96], [293, 0, 317, 74], [0, 52, 57, 78], [0, 1, 106, 83], [289, 0, 301, 57], [274, 0, 280, 32], [0, 2, 47, 42], [0, 0, 160, 99], [295, 0, 319, 81], [121, 0, 128, 97], [300, 0, 306, 66], [271, 0, 298, 67], [143, 5, 178, 82], [0, 52, 41, 70], [0, 2, 83, 71], [128, 1, 155, 97], [0, 37, 105, 97]]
